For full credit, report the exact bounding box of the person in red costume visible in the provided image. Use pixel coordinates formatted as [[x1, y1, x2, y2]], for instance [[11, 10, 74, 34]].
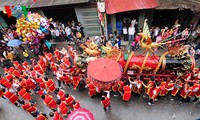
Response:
[[41, 94, 57, 111], [72, 100, 81, 110], [35, 113, 48, 120], [49, 111, 63, 120], [101, 91, 111, 112], [65, 93, 75, 108], [122, 82, 132, 101], [44, 77, 56, 93], [87, 81, 96, 98], [142, 77, 155, 100], [57, 100, 68, 117], [148, 82, 161, 105]]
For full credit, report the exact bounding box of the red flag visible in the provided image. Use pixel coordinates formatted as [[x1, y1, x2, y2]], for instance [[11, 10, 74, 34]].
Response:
[[33, 0, 37, 2], [4, 6, 12, 18]]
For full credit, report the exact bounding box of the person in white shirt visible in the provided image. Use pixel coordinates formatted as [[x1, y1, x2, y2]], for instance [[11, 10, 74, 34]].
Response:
[[65, 26, 72, 41], [54, 28, 60, 42], [128, 25, 135, 43], [56, 71, 63, 88], [114, 40, 119, 49], [131, 18, 137, 27], [123, 26, 128, 41]]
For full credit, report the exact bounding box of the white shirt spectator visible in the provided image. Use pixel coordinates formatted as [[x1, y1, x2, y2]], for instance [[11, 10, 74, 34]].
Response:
[[8, 32, 14, 40], [65, 27, 72, 36], [55, 29, 60, 37], [131, 19, 137, 27], [123, 27, 128, 35], [128, 27, 135, 35], [114, 43, 119, 49], [61, 24, 65, 29], [50, 29, 55, 35]]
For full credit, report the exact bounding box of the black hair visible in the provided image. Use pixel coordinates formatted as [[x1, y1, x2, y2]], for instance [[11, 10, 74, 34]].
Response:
[[25, 76, 28, 79], [2, 88, 6, 92], [101, 97, 105, 101], [65, 93, 69, 98], [44, 77, 48, 81], [21, 100, 25, 104], [41, 95, 45, 100], [72, 100, 76, 105], [49, 112, 54, 117], [54, 88, 59, 93]]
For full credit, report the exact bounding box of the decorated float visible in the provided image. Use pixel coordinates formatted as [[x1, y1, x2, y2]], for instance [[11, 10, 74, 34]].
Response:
[[75, 32, 195, 90]]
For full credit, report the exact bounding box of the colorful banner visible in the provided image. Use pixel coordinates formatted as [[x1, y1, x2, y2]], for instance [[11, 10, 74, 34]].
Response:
[[4, 5, 30, 18]]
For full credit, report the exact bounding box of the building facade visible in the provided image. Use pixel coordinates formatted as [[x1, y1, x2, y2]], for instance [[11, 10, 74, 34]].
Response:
[[0, 0, 102, 36]]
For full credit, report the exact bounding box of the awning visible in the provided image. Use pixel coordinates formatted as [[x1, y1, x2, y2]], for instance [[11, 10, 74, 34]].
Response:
[[0, 0, 89, 11], [105, 0, 158, 14]]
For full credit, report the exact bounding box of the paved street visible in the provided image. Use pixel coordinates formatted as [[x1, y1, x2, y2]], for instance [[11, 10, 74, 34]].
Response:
[[0, 41, 200, 120]]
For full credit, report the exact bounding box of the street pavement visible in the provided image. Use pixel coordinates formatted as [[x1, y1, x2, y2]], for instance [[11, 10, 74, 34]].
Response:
[[0, 41, 200, 120]]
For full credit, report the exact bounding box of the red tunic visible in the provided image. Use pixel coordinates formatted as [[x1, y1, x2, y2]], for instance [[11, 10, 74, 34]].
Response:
[[70, 50, 76, 60], [30, 71, 37, 78], [53, 112, 63, 120], [13, 61, 24, 71], [20, 79, 28, 89], [101, 97, 110, 108], [0, 78, 12, 88], [35, 77, 46, 89], [69, 67, 75, 74], [45, 79, 56, 92], [118, 81, 125, 92], [88, 82, 96, 97], [171, 83, 183, 96], [34, 65, 44, 75], [72, 76, 80, 90], [159, 81, 168, 96], [180, 85, 189, 99], [188, 84, 199, 97], [122, 85, 131, 101], [27, 79, 36, 90], [57, 89, 66, 101], [5, 74, 13, 81], [8, 67, 15, 73], [60, 75, 71, 84], [65, 95, 75, 108], [63, 57, 70, 68], [50, 62, 57, 72], [145, 81, 154, 96], [36, 114, 48, 120], [58, 101, 68, 115], [12, 70, 21, 78], [149, 86, 161, 100], [45, 53, 54, 62], [132, 80, 143, 94], [112, 84, 118, 92], [21, 103, 37, 113], [18, 88, 32, 100], [44, 95, 57, 109], [37, 90, 45, 96], [54, 50, 61, 62], [4, 91, 18, 104], [73, 100, 80, 110], [38, 59, 46, 70], [23, 61, 28, 68]]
